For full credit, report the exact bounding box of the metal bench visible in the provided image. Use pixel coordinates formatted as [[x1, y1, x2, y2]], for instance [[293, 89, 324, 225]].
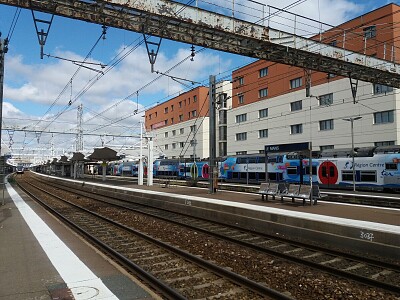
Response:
[[159, 176, 174, 188], [280, 184, 316, 205], [312, 185, 328, 204], [258, 182, 280, 200]]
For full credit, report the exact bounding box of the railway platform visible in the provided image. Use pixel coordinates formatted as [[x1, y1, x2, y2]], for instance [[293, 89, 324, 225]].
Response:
[[45, 173, 400, 260], [0, 177, 159, 300]]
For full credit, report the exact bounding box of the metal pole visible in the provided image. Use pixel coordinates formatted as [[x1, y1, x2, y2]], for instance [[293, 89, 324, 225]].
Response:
[[139, 121, 143, 185], [147, 137, 153, 186], [343, 117, 361, 192], [351, 119, 355, 191], [0, 36, 8, 162], [209, 75, 217, 193]]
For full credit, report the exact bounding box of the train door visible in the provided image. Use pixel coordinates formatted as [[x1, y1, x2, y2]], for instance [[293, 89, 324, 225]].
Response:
[[201, 163, 210, 179], [318, 160, 339, 187]]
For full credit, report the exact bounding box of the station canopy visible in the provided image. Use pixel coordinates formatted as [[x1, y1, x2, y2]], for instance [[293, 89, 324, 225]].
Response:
[[88, 147, 118, 162], [71, 152, 85, 162]]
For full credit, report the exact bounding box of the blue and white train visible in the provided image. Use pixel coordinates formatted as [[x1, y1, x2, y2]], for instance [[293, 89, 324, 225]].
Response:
[[96, 145, 400, 191]]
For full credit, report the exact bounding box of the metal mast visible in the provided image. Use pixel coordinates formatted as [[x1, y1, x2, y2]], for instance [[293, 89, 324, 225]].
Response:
[[0, 35, 8, 157], [76, 104, 83, 152], [209, 75, 217, 193]]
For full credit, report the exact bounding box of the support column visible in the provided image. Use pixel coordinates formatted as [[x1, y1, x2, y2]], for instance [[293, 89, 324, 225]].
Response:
[[138, 121, 144, 185], [147, 137, 153, 186], [0, 36, 8, 159], [209, 75, 217, 193]]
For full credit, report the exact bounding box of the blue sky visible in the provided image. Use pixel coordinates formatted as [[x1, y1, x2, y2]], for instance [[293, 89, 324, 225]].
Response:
[[0, 0, 397, 159]]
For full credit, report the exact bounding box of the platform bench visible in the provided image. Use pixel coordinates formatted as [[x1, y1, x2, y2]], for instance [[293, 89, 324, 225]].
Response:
[[280, 184, 313, 205], [258, 182, 280, 200], [158, 176, 174, 188]]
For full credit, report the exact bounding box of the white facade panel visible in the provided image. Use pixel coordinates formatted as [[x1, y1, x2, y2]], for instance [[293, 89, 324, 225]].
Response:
[[227, 78, 399, 155]]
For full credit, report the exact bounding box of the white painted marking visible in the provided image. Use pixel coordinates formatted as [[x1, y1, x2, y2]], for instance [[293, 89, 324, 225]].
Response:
[[6, 181, 119, 300]]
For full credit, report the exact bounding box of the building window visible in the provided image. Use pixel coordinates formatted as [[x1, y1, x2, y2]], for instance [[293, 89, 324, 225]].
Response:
[[375, 141, 395, 147], [180, 142, 184, 148], [235, 113, 247, 123], [290, 100, 302, 111], [236, 132, 247, 141], [319, 119, 334, 131], [172, 130, 176, 136], [373, 84, 393, 94], [238, 77, 244, 85], [363, 25, 376, 39], [259, 108, 268, 118], [149, 114, 152, 120], [238, 94, 244, 104], [179, 114, 184, 121], [164, 132, 168, 138], [259, 129, 268, 138], [236, 151, 247, 155], [172, 143, 176, 149], [171, 117, 174, 124], [319, 93, 333, 106], [290, 124, 303, 134], [259, 88, 268, 98], [320, 145, 334, 151], [290, 77, 302, 89], [329, 40, 337, 47], [164, 119, 168, 125], [164, 107, 168, 113], [179, 101, 182, 108], [259, 67, 268, 77], [374, 110, 394, 124], [191, 110, 197, 117], [171, 105, 174, 111], [180, 128, 184, 134], [190, 125, 197, 132], [164, 144, 168, 150], [193, 95, 197, 102]]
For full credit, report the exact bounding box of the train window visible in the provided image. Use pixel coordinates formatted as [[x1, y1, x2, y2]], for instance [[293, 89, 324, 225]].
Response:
[[287, 166, 298, 175], [258, 156, 266, 163], [240, 172, 247, 179], [249, 172, 256, 179], [360, 171, 377, 182], [232, 172, 240, 179], [267, 157, 277, 163], [248, 157, 257, 164], [321, 166, 327, 177], [385, 163, 398, 170], [268, 173, 277, 181], [341, 171, 353, 181], [259, 172, 266, 180], [304, 166, 317, 175], [329, 166, 335, 177]]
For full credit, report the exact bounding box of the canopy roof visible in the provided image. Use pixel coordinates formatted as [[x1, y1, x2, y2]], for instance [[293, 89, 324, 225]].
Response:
[[71, 152, 85, 161], [88, 147, 118, 161]]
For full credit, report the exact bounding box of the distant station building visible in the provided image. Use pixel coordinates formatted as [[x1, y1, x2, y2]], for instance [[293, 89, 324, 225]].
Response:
[[145, 3, 400, 159], [145, 83, 232, 159], [229, 3, 400, 155]]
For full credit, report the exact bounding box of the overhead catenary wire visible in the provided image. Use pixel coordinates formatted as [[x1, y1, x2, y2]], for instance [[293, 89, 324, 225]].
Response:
[[7, 2, 400, 157]]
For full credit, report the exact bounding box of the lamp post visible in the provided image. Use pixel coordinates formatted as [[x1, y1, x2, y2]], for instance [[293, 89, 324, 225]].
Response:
[[342, 116, 362, 191]]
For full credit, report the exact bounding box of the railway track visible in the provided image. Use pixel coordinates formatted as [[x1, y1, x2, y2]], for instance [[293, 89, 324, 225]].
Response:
[[16, 174, 400, 299], [17, 176, 290, 300]]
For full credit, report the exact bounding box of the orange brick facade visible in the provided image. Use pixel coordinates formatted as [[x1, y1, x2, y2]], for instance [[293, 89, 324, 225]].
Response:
[[232, 4, 400, 109], [145, 86, 209, 131]]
